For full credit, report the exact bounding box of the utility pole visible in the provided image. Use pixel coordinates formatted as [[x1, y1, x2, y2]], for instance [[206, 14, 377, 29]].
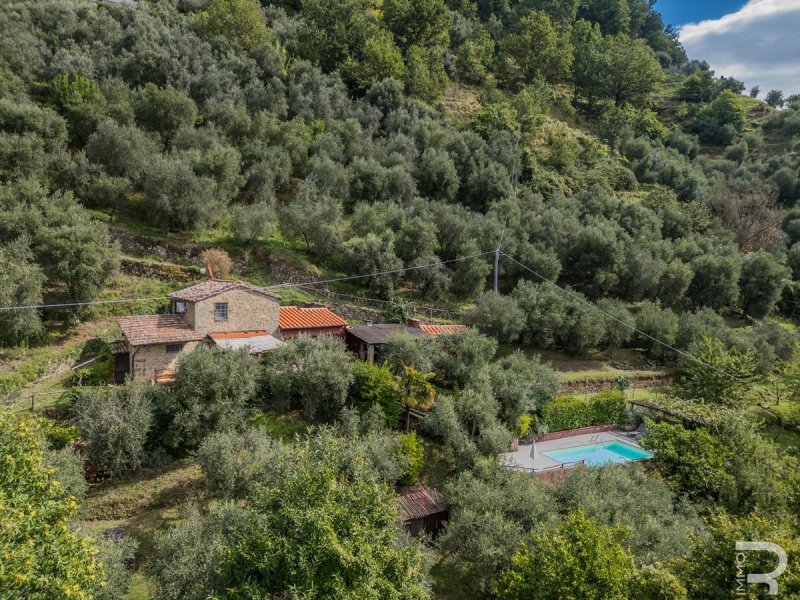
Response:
[[493, 248, 500, 295]]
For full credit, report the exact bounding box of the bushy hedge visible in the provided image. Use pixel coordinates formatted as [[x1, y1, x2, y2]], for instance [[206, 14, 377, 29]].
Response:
[[540, 390, 627, 432]]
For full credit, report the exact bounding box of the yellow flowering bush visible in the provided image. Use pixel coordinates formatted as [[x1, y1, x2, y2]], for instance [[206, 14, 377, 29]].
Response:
[[0, 412, 103, 598]]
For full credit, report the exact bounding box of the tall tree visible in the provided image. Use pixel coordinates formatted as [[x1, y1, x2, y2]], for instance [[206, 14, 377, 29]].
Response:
[[382, 0, 450, 51], [0, 237, 44, 345], [499, 11, 573, 87]]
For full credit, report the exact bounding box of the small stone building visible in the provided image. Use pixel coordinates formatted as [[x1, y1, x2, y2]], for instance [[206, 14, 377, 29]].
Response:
[[114, 279, 283, 382]]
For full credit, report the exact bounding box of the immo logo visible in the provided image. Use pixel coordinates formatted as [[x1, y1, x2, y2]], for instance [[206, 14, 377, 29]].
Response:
[[735, 542, 788, 596]]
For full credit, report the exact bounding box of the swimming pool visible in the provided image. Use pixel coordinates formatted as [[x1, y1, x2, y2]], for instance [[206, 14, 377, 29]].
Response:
[[542, 440, 652, 467]]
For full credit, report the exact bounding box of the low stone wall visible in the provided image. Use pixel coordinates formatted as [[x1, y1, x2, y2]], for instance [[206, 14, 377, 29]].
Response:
[[535, 466, 576, 484], [536, 424, 620, 443]]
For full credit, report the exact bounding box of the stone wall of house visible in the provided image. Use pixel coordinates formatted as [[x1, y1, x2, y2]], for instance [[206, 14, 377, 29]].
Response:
[[191, 289, 280, 336], [130, 341, 201, 381]]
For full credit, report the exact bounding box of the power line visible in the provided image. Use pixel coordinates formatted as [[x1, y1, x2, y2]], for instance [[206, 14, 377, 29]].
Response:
[[0, 297, 169, 312], [500, 252, 747, 382], [0, 252, 494, 312], [267, 251, 495, 290]]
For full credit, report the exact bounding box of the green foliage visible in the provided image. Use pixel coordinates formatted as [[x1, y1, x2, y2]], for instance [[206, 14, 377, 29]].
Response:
[[134, 84, 198, 144], [499, 11, 572, 87], [681, 513, 800, 599], [640, 418, 733, 504], [466, 292, 526, 344], [230, 200, 275, 242], [495, 510, 634, 600], [404, 44, 449, 103], [558, 465, 700, 564], [540, 389, 627, 432], [279, 181, 343, 256], [342, 29, 406, 90], [51, 74, 100, 108], [694, 90, 746, 145], [94, 534, 138, 600], [634, 301, 678, 359], [163, 347, 260, 451], [487, 351, 560, 426], [197, 427, 285, 498], [151, 432, 432, 598], [383, 0, 450, 51], [349, 360, 402, 425], [74, 382, 154, 474], [739, 251, 790, 318], [681, 334, 757, 406], [399, 431, 424, 484], [342, 232, 403, 298], [0, 412, 103, 597], [262, 335, 354, 422], [434, 329, 498, 388], [44, 446, 89, 501], [630, 565, 688, 600], [0, 237, 44, 345], [572, 21, 664, 108], [193, 0, 273, 51], [437, 460, 559, 595]]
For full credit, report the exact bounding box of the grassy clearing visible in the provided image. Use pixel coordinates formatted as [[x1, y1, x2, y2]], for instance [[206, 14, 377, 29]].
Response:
[[80, 460, 208, 599], [251, 409, 311, 440]]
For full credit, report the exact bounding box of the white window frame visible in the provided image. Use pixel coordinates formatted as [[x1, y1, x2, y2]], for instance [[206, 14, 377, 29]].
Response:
[[214, 302, 229, 322]]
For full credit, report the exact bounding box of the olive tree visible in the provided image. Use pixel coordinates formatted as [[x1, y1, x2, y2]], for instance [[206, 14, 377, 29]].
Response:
[[73, 382, 154, 474]]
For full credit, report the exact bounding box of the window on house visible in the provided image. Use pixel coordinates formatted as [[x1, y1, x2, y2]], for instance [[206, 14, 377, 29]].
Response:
[[214, 302, 229, 322], [166, 343, 184, 354]]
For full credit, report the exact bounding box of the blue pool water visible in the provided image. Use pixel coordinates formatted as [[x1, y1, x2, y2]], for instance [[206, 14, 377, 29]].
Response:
[[543, 441, 653, 467]]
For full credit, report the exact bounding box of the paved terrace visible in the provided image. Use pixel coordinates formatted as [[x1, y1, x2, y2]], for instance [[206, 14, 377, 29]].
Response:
[[500, 430, 644, 472]]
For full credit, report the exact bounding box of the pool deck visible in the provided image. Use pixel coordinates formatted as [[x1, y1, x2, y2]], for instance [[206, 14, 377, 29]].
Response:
[[500, 430, 645, 472]]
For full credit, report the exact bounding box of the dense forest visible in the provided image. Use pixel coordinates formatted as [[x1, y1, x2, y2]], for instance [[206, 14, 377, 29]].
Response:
[[1, 0, 800, 598]]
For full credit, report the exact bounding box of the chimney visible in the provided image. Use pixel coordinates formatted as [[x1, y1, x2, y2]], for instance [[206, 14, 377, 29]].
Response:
[[366, 320, 373, 326], [409, 318, 422, 329], [207, 264, 214, 279]]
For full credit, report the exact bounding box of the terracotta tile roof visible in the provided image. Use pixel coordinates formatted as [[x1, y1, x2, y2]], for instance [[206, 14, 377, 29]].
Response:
[[419, 323, 469, 335], [208, 331, 269, 340], [279, 306, 348, 330], [398, 489, 446, 521], [118, 315, 203, 346], [168, 279, 281, 303]]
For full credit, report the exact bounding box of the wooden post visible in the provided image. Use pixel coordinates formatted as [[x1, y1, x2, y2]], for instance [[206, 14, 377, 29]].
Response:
[[30, 394, 35, 411]]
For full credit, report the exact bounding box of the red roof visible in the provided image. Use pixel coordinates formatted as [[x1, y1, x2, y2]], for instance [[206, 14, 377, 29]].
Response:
[[208, 331, 269, 340], [279, 306, 348, 330], [169, 279, 280, 303], [398, 489, 446, 521], [418, 323, 468, 335], [118, 315, 203, 346]]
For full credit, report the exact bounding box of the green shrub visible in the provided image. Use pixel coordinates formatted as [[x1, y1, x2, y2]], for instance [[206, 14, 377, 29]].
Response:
[[197, 428, 285, 499], [591, 390, 627, 425], [540, 390, 627, 432], [349, 361, 401, 426], [43, 422, 79, 450], [541, 395, 595, 431], [399, 432, 424, 485]]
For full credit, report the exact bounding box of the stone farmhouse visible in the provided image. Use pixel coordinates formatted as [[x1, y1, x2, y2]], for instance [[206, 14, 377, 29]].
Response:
[[112, 278, 347, 383]]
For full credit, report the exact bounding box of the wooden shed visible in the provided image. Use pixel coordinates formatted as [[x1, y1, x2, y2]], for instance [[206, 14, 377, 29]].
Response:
[[398, 488, 448, 538]]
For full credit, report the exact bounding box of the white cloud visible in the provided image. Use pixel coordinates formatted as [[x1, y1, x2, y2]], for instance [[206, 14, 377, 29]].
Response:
[[679, 0, 800, 96]]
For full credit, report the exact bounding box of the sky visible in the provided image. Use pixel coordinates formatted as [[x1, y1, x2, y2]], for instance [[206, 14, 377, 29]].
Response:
[[658, 0, 800, 96]]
